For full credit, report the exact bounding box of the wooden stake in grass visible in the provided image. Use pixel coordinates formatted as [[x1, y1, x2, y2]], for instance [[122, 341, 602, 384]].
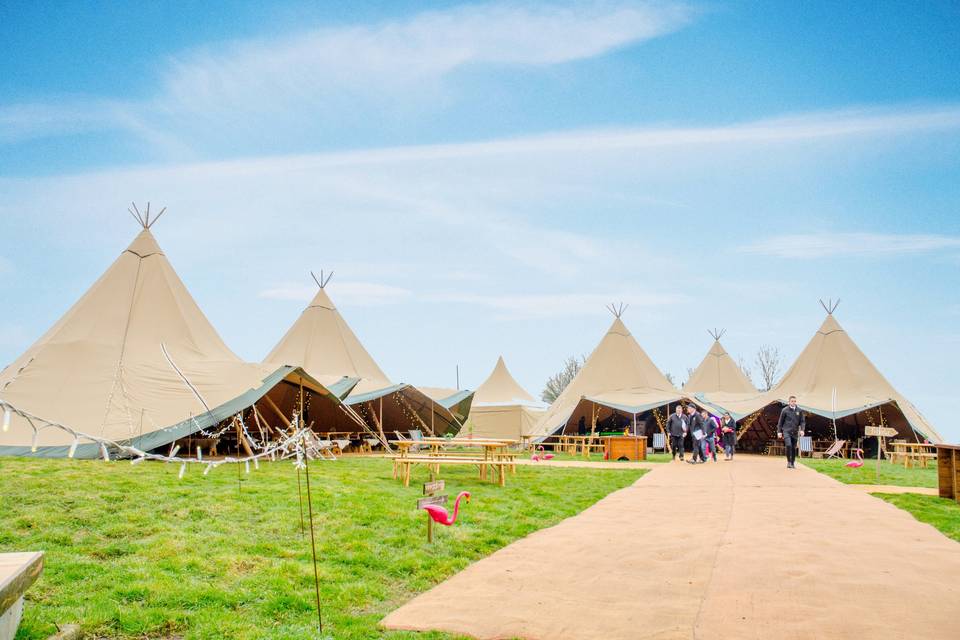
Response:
[[301, 435, 324, 634]]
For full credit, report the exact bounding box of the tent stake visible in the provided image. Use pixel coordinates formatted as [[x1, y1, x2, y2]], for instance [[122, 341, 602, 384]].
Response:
[[302, 436, 324, 634]]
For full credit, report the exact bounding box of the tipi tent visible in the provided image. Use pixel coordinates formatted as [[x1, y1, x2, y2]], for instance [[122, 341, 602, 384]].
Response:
[[702, 303, 943, 448], [0, 213, 360, 458], [264, 274, 469, 440], [683, 330, 756, 395], [465, 356, 545, 440], [530, 310, 682, 440]]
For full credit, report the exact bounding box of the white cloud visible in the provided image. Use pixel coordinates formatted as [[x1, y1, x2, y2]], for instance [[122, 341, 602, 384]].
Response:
[[740, 233, 960, 259], [259, 281, 412, 306], [1, 1, 696, 147]]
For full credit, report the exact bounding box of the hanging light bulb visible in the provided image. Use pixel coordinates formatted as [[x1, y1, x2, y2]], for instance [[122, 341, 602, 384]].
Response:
[[178, 463, 186, 479], [203, 463, 213, 476], [2, 406, 10, 432], [169, 444, 180, 459], [68, 437, 79, 459], [100, 443, 110, 462], [197, 446, 203, 461], [30, 431, 39, 453], [245, 460, 250, 474], [253, 457, 259, 470]]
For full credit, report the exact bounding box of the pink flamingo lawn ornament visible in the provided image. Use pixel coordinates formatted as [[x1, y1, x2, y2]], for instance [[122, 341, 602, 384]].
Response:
[[422, 491, 471, 526], [531, 445, 555, 461], [846, 448, 864, 468]]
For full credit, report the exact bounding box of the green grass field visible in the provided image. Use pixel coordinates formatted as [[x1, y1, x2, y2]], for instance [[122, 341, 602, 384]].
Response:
[[801, 458, 937, 488], [872, 494, 960, 543], [0, 457, 643, 640]]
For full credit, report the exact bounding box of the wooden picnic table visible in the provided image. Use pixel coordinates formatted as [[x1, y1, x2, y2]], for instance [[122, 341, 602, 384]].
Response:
[[888, 441, 937, 468], [389, 438, 517, 486]]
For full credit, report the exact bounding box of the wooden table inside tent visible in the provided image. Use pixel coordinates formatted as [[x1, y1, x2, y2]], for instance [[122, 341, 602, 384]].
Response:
[[888, 441, 937, 468], [555, 435, 604, 457]]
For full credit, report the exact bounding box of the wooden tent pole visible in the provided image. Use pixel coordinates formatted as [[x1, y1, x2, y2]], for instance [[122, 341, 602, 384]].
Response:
[[263, 395, 295, 432], [367, 401, 389, 448]]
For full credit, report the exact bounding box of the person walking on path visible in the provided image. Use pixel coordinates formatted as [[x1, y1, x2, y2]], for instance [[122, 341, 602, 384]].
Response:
[[666, 405, 687, 462], [700, 409, 719, 462], [777, 395, 806, 469], [721, 412, 737, 460], [686, 404, 704, 464]]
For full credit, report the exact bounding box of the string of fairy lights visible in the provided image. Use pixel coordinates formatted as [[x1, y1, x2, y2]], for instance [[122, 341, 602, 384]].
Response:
[[0, 398, 325, 476]]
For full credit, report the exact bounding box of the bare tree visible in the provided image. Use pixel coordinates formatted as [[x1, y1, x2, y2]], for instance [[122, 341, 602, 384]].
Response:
[[542, 355, 585, 403], [737, 355, 753, 386], [684, 367, 695, 387], [754, 345, 783, 391], [664, 372, 677, 387]]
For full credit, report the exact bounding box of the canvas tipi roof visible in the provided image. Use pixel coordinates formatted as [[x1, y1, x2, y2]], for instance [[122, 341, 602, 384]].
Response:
[[530, 316, 680, 438], [696, 308, 942, 443], [765, 311, 942, 441], [264, 277, 469, 434], [0, 217, 349, 458], [683, 331, 756, 395], [466, 356, 543, 441], [473, 356, 536, 405], [264, 276, 390, 395]]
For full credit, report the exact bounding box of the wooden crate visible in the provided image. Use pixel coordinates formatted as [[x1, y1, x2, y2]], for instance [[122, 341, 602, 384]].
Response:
[[936, 444, 960, 503], [604, 436, 647, 461]]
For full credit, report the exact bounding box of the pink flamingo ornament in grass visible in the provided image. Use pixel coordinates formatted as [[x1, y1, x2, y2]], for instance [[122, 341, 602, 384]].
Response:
[[846, 448, 864, 468], [422, 491, 471, 526], [531, 445, 555, 461]]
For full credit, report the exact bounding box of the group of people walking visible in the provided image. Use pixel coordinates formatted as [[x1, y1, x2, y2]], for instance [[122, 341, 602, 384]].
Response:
[[666, 395, 806, 468], [666, 404, 738, 463]]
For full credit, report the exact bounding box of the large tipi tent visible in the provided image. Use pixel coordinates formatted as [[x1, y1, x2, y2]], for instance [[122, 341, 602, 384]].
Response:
[[465, 356, 545, 440], [683, 330, 756, 395], [264, 274, 469, 440], [530, 309, 681, 440], [0, 213, 359, 458], [703, 303, 943, 448]]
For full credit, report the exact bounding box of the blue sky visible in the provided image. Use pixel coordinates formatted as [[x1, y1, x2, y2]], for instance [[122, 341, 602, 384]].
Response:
[[1, 1, 959, 439]]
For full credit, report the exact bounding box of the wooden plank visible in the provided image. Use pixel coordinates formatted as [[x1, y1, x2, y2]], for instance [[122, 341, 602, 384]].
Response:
[[0, 552, 43, 616], [865, 426, 898, 437], [423, 480, 445, 496], [418, 495, 448, 509]]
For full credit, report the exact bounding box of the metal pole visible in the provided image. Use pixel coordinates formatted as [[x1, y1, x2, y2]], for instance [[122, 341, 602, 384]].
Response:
[[302, 437, 324, 634]]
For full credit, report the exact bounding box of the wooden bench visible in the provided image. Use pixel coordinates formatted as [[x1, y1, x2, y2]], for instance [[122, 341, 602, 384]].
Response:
[[1, 552, 44, 640], [389, 455, 516, 487]]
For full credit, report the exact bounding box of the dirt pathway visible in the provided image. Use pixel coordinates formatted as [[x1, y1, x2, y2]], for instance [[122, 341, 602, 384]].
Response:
[[382, 455, 960, 639]]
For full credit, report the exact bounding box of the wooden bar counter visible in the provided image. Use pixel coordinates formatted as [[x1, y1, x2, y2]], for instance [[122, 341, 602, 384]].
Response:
[[604, 436, 647, 461]]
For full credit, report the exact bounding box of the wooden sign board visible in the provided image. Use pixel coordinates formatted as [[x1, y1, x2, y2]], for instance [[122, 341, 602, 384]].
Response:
[[865, 426, 898, 437], [423, 480, 445, 496], [417, 495, 447, 510]]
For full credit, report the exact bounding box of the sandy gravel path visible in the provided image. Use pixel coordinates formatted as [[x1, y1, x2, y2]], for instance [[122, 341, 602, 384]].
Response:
[[382, 455, 960, 639]]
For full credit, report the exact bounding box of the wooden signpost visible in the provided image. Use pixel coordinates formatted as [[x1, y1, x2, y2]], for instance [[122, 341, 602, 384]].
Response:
[[419, 480, 446, 543], [865, 426, 898, 481]]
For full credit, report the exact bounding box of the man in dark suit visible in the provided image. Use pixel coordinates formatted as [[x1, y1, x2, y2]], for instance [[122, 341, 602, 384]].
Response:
[[777, 395, 806, 469], [686, 404, 704, 463], [666, 404, 687, 462]]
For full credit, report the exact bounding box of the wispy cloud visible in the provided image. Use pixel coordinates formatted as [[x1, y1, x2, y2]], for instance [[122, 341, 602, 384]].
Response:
[[741, 233, 960, 259], [425, 291, 688, 319], [1, 1, 696, 148], [259, 281, 412, 306]]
